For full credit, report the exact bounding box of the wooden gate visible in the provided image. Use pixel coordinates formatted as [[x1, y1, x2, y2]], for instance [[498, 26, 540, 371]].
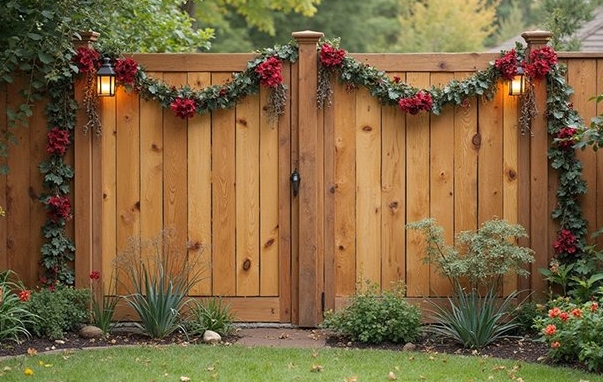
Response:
[[89, 55, 294, 322]]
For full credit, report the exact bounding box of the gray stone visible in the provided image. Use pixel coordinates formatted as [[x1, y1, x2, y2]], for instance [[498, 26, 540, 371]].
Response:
[[79, 325, 104, 339], [203, 330, 222, 344], [402, 342, 416, 352]]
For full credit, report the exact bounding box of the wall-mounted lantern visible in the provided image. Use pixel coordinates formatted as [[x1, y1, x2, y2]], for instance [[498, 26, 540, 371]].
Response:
[[96, 57, 116, 97], [508, 66, 525, 96]]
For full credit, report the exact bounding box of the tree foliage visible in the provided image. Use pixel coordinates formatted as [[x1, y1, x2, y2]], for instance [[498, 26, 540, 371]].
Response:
[[397, 0, 499, 52]]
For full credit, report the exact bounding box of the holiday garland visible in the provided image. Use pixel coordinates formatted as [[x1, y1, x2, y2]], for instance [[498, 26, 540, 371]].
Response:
[[41, 37, 587, 286]]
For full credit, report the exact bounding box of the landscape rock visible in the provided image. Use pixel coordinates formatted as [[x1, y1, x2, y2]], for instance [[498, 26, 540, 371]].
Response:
[[79, 325, 104, 339], [402, 342, 416, 352], [203, 330, 222, 344]]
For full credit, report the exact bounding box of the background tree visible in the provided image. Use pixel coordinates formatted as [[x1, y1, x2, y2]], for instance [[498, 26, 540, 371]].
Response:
[[536, 0, 603, 50], [396, 0, 498, 52]]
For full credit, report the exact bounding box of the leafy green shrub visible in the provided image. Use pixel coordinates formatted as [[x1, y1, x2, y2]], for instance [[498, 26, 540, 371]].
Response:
[[186, 297, 235, 336], [427, 284, 521, 349], [511, 300, 542, 336], [116, 230, 206, 338], [534, 296, 603, 372], [407, 218, 534, 349], [322, 281, 422, 344], [26, 285, 90, 340], [0, 271, 38, 343]]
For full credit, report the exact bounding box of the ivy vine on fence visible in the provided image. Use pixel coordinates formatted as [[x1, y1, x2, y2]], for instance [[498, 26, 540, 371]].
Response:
[[38, 36, 588, 286]]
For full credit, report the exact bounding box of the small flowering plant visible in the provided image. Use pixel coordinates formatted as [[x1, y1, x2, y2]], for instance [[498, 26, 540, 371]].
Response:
[[89, 270, 120, 334], [0, 270, 38, 343], [535, 296, 603, 372]]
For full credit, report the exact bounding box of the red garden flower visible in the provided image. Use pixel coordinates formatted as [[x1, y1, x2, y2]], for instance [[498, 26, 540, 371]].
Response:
[[559, 312, 569, 322], [398, 91, 433, 115], [551, 341, 561, 349], [46, 195, 72, 223], [553, 229, 577, 255], [170, 97, 197, 119], [544, 324, 557, 336], [115, 58, 139, 86], [548, 307, 561, 318], [18, 290, 30, 302], [591, 302, 599, 312], [320, 43, 346, 68], [556, 127, 577, 150], [46, 127, 70, 156], [255, 56, 283, 88], [523, 46, 557, 79], [90, 270, 101, 281], [571, 308, 582, 318], [73, 47, 100, 74], [494, 49, 519, 80]]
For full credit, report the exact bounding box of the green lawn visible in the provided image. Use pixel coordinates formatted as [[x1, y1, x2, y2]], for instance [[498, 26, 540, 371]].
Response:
[[1, 344, 601, 381]]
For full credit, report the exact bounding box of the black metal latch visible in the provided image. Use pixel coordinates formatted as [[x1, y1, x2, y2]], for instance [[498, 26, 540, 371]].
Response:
[[290, 169, 300, 197]]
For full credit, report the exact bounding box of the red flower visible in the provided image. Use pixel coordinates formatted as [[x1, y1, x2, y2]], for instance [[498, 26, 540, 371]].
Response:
[[551, 341, 561, 349], [556, 127, 577, 150], [46, 195, 72, 223], [18, 290, 30, 302], [548, 307, 561, 318], [553, 229, 577, 255], [73, 47, 100, 74], [115, 58, 139, 86], [170, 97, 197, 119], [90, 271, 101, 281], [320, 43, 346, 68], [398, 91, 433, 115], [46, 127, 70, 156], [523, 46, 557, 79], [591, 302, 599, 312], [393, 75, 401, 83], [544, 324, 557, 336], [559, 312, 569, 322], [494, 49, 519, 81], [255, 56, 283, 88], [571, 308, 582, 318]]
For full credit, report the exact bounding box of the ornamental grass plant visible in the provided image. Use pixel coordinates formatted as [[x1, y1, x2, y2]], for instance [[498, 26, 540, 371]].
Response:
[[115, 229, 206, 339], [0, 271, 37, 344], [186, 297, 235, 336]]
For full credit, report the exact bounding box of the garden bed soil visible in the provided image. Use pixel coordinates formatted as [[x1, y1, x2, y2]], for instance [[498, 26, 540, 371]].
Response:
[[0, 326, 553, 365]]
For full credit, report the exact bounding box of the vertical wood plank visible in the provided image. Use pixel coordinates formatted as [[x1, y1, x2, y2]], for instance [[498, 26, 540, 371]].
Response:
[[454, 74, 479, 233], [0, 84, 7, 272], [333, 81, 357, 297], [381, 76, 405, 290], [259, 87, 280, 296], [477, 88, 504, 223], [211, 73, 236, 296], [188, 72, 212, 296], [100, 95, 117, 294], [596, 60, 603, 249], [405, 72, 431, 297], [429, 73, 455, 296], [235, 96, 260, 296], [163, 73, 189, 280], [115, 87, 141, 293], [502, 88, 519, 296], [355, 88, 382, 285], [139, 73, 164, 243]]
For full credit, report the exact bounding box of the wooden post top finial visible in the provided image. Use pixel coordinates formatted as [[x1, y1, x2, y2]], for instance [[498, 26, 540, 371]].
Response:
[[291, 30, 324, 45], [73, 31, 100, 49], [521, 30, 554, 46]]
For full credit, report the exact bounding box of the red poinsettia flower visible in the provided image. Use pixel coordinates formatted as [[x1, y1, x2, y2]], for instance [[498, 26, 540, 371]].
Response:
[[523, 46, 557, 79], [255, 56, 283, 88], [553, 229, 577, 255], [115, 58, 139, 86], [494, 49, 519, 80], [320, 43, 346, 68], [73, 47, 100, 74], [46, 127, 70, 156], [556, 127, 577, 150], [46, 195, 72, 223], [170, 97, 197, 119], [398, 91, 433, 115]]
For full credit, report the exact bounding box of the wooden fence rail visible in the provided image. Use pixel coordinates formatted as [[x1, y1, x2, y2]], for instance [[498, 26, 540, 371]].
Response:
[[2, 31, 603, 326]]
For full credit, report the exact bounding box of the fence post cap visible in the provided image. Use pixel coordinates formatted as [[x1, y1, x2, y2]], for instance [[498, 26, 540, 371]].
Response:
[[521, 30, 554, 45], [291, 30, 324, 44]]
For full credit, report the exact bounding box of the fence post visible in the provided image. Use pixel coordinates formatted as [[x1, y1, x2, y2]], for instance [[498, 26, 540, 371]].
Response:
[[73, 31, 100, 289], [520, 30, 553, 298], [291, 30, 324, 327]]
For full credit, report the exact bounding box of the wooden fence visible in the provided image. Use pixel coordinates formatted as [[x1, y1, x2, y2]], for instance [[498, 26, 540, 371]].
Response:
[[2, 31, 603, 326]]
